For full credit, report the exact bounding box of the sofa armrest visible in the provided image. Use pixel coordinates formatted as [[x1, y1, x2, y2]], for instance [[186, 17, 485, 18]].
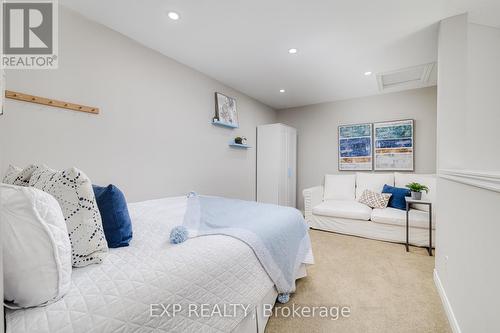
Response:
[[303, 186, 324, 222]]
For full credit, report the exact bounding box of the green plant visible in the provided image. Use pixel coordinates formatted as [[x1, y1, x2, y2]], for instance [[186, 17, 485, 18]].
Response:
[[234, 136, 243, 144], [406, 182, 429, 193]]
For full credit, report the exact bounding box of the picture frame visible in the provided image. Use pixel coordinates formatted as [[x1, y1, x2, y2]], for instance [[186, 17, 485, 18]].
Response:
[[214, 92, 238, 128], [338, 122, 373, 171], [373, 119, 414, 171]]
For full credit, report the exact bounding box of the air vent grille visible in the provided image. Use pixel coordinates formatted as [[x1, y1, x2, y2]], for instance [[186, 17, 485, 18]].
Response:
[[377, 63, 435, 92]]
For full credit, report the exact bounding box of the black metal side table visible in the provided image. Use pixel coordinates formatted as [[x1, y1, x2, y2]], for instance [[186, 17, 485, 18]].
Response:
[[405, 197, 433, 256]]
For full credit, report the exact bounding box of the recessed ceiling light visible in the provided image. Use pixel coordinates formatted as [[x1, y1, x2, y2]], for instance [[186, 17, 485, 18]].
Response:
[[288, 48, 298, 54], [167, 11, 180, 20], [279, 89, 286, 93], [364, 71, 372, 76]]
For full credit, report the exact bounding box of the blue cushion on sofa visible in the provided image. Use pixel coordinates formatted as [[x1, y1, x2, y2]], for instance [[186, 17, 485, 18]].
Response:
[[92, 184, 133, 248], [382, 184, 410, 210]]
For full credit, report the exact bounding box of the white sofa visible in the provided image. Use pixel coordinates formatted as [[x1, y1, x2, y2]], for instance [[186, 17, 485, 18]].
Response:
[[303, 173, 436, 246]]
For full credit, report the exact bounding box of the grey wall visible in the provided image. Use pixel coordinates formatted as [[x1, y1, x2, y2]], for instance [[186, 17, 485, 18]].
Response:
[[435, 15, 500, 333], [277, 87, 437, 210], [0, 7, 276, 202]]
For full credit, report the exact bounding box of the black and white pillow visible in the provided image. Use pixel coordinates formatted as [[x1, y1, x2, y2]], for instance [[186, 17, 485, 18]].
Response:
[[358, 189, 392, 209], [30, 166, 108, 267], [2, 164, 39, 186], [2, 165, 22, 184]]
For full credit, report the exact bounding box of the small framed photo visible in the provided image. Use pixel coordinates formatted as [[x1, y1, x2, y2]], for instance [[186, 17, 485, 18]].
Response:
[[215, 92, 238, 127]]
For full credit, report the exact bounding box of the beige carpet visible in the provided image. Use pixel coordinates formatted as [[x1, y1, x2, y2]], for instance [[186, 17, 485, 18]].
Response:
[[265, 230, 451, 333]]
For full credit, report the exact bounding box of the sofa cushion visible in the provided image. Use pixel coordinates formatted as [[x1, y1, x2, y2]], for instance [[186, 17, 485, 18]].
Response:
[[382, 184, 411, 210], [371, 207, 434, 229], [313, 200, 372, 220], [324, 174, 356, 201], [355, 172, 394, 199], [358, 190, 391, 209], [395, 173, 436, 211]]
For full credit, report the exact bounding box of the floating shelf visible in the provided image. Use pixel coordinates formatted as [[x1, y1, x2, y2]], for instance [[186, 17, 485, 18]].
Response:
[[229, 142, 251, 149], [212, 119, 239, 128]]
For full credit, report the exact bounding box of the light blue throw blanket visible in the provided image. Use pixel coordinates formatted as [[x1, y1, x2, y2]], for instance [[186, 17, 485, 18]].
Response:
[[179, 194, 314, 297]]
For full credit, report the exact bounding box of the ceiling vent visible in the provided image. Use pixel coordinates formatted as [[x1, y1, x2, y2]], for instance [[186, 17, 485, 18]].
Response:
[[376, 63, 435, 92]]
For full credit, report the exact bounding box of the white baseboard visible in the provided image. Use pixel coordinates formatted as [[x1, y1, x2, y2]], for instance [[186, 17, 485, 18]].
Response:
[[434, 269, 461, 333]]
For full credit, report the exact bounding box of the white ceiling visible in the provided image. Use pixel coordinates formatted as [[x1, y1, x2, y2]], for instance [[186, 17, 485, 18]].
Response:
[[61, 0, 500, 109]]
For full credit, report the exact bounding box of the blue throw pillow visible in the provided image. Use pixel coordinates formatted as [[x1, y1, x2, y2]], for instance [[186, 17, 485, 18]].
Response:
[[382, 184, 410, 210], [92, 184, 133, 248]]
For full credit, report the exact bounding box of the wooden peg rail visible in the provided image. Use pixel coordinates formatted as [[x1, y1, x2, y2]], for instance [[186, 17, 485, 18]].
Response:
[[5, 90, 100, 114]]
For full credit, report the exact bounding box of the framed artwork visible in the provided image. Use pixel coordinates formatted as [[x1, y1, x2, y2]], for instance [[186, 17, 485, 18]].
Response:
[[374, 119, 414, 171], [215, 92, 238, 127], [338, 123, 373, 171]]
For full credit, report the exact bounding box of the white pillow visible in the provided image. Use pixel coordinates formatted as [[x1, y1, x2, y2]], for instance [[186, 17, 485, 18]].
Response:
[[324, 174, 356, 201], [1, 184, 72, 308], [30, 166, 108, 267], [2, 164, 40, 186], [2, 164, 22, 184], [395, 173, 436, 211], [355, 172, 395, 199]]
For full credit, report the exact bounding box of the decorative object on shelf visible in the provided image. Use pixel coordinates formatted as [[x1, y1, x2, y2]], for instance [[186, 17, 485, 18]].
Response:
[[5, 90, 100, 114], [374, 119, 414, 171], [406, 182, 429, 200], [234, 136, 247, 144], [338, 123, 373, 171], [214, 92, 238, 128]]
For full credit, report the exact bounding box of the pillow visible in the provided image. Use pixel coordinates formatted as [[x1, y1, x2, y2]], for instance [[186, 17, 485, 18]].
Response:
[[2, 164, 40, 186], [93, 184, 133, 248], [355, 172, 395, 199], [358, 189, 392, 209], [382, 184, 410, 210], [1, 184, 72, 308], [30, 166, 108, 267], [324, 174, 356, 201], [2, 165, 22, 184]]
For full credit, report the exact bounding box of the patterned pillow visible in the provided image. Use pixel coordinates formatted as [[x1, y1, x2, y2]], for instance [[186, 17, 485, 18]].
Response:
[[358, 189, 392, 209], [2, 164, 39, 186], [30, 166, 108, 267], [2, 165, 22, 184]]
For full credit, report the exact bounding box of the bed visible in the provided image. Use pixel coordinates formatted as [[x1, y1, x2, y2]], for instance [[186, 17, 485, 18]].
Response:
[[5, 196, 310, 333]]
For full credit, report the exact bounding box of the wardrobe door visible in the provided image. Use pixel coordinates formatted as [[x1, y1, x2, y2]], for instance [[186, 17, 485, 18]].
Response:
[[287, 127, 297, 208], [278, 125, 288, 206], [257, 125, 281, 205]]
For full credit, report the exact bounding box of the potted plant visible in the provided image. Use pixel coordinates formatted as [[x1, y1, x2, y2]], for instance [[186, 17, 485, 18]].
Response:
[[234, 136, 243, 144], [406, 182, 429, 200]]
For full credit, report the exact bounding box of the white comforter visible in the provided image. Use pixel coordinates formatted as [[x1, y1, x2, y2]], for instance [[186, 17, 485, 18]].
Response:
[[6, 197, 276, 333]]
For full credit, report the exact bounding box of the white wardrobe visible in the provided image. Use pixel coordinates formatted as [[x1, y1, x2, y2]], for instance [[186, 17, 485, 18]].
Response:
[[256, 123, 297, 207]]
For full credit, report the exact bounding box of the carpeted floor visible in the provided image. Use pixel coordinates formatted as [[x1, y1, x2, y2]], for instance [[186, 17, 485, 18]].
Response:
[[265, 229, 451, 333]]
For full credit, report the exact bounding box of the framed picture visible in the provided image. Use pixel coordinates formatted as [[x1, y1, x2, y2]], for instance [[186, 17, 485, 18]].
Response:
[[374, 119, 414, 171], [215, 92, 238, 127], [338, 123, 373, 171]]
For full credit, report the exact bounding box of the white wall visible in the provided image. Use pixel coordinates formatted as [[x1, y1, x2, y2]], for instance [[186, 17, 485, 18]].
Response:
[[277, 87, 437, 210], [435, 14, 500, 333], [0, 7, 276, 202]]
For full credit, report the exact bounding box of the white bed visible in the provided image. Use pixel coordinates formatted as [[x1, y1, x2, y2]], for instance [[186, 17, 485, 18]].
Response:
[[5, 196, 308, 333]]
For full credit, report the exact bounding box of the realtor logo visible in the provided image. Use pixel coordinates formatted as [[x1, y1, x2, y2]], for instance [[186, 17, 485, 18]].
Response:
[[2, 0, 58, 69]]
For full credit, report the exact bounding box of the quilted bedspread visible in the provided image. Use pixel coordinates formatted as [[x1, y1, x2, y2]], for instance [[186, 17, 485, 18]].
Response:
[[5, 197, 275, 333]]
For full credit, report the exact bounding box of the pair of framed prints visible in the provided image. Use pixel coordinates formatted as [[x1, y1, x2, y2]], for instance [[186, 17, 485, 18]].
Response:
[[338, 119, 414, 171]]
